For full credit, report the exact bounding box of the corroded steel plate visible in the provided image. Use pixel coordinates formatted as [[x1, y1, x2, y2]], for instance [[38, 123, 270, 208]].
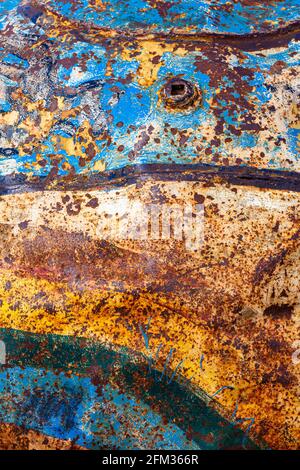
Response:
[[20, 0, 300, 34], [0, 0, 299, 451]]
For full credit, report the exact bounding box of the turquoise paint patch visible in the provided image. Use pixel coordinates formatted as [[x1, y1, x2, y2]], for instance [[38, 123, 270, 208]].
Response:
[[0, 328, 260, 450], [0, 0, 21, 27], [2, 53, 29, 68], [239, 132, 257, 149], [0, 367, 199, 449], [288, 127, 300, 157]]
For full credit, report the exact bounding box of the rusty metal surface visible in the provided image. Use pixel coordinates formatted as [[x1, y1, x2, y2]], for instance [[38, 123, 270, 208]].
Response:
[[0, 0, 299, 451], [0, 1, 299, 176], [15, 0, 300, 34]]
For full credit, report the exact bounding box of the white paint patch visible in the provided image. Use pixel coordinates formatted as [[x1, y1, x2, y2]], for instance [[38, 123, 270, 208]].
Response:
[[0, 158, 18, 175]]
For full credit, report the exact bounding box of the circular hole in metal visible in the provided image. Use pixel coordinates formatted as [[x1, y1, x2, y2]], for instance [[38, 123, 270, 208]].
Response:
[[160, 78, 201, 112]]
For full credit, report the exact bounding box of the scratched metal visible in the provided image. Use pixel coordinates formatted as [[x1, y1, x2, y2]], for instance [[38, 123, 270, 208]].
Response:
[[0, 0, 299, 450]]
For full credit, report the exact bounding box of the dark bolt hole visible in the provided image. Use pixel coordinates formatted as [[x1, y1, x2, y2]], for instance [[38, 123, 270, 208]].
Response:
[[161, 77, 201, 111], [170, 84, 186, 96]]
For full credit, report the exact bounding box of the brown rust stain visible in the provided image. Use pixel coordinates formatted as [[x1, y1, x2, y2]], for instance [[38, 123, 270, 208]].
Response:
[[0, 423, 86, 450]]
